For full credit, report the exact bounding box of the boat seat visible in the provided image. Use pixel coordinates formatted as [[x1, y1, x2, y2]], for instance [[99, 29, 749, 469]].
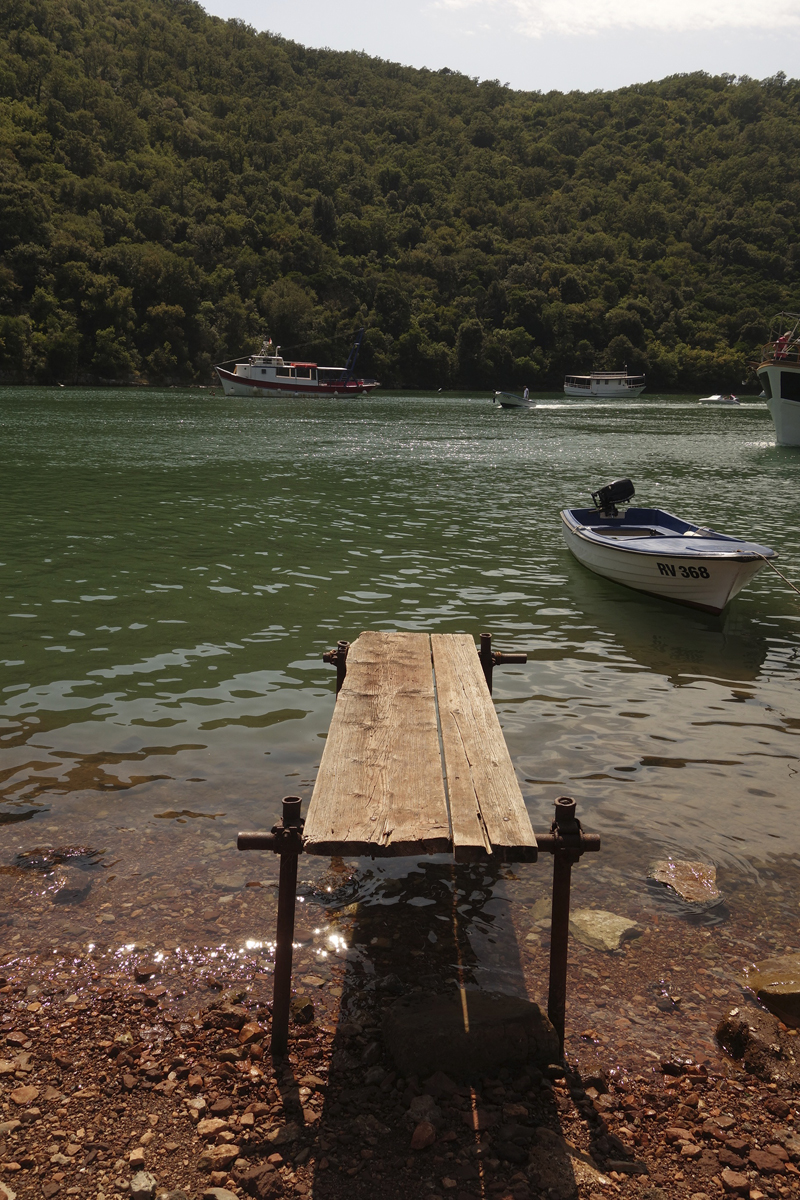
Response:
[[588, 527, 662, 538]]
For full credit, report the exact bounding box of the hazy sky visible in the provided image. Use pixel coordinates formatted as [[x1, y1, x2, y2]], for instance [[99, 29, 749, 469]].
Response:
[[201, 0, 797, 92]]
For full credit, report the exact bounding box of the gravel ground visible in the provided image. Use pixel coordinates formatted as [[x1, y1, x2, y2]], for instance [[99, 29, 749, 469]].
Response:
[[1, 949, 799, 1200]]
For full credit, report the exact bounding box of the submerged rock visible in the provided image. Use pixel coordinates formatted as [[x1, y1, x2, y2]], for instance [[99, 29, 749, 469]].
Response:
[[648, 858, 723, 911], [569, 908, 642, 952], [384, 990, 559, 1080], [744, 955, 800, 1027], [716, 1004, 800, 1085], [52, 864, 91, 904]]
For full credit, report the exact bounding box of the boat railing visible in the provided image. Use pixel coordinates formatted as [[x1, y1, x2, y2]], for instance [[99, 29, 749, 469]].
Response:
[[762, 339, 800, 365]]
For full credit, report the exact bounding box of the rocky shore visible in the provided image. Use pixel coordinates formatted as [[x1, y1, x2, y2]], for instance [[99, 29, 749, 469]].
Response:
[[1, 947, 799, 1200], [2, 838, 800, 1200]]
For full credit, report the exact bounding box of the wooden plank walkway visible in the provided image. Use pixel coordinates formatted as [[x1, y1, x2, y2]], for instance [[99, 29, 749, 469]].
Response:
[[303, 630, 536, 862]]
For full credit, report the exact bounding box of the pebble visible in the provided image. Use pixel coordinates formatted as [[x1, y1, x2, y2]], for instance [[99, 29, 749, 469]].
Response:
[[129, 1171, 157, 1200], [9, 1085, 38, 1106], [410, 1119, 437, 1149], [238, 1020, 264, 1045], [197, 1118, 229, 1138], [720, 1167, 748, 1194], [408, 1094, 442, 1126], [197, 1143, 240, 1171], [290, 994, 314, 1023]]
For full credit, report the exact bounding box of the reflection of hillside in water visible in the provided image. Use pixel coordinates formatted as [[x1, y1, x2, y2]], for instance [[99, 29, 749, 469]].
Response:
[[566, 563, 769, 684]]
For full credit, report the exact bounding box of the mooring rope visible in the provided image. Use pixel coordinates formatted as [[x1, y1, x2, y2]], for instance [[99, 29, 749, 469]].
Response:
[[758, 554, 800, 597]]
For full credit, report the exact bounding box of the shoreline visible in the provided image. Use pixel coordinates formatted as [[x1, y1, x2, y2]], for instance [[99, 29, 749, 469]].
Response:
[[2, 857, 799, 1200]]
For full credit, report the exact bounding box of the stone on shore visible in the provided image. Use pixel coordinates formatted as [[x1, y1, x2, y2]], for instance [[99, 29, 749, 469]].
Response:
[[744, 955, 800, 1027], [383, 990, 559, 1080], [528, 1127, 611, 1199], [648, 858, 723, 911], [129, 1171, 157, 1200], [198, 1143, 240, 1172], [410, 1119, 437, 1149], [569, 909, 642, 952]]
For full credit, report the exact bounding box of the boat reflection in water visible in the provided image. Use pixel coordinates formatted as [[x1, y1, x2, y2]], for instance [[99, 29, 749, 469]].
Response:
[[563, 558, 770, 685]]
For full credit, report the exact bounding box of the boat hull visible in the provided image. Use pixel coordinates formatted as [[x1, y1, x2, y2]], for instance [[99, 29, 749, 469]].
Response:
[[766, 395, 800, 446], [214, 366, 379, 398], [757, 362, 800, 445], [563, 385, 645, 397], [561, 518, 766, 615], [494, 391, 536, 409]]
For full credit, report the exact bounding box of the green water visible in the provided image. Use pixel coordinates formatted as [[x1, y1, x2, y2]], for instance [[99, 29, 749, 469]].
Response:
[[2, 387, 799, 882]]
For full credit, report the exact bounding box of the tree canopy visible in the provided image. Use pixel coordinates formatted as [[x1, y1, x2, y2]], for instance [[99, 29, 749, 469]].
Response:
[[0, 0, 797, 389]]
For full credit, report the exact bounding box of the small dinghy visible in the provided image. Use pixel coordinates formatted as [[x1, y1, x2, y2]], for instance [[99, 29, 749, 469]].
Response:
[[493, 390, 536, 409], [698, 394, 739, 405], [561, 478, 777, 614]]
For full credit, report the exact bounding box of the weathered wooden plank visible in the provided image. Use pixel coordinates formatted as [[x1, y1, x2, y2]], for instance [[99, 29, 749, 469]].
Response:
[[432, 633, 537, 863], [304, 631, 451, 857]]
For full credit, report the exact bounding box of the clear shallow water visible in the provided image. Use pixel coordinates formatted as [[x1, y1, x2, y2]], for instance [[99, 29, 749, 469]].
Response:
[[2, 387, 799, 895]]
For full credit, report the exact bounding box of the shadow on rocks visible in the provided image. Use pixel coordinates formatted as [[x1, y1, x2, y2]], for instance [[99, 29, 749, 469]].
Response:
[[299, 858, 611, 1200]]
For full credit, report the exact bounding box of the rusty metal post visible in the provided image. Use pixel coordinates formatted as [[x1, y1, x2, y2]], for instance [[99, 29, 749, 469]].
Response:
[[335, 639, 349, 694], [237, 796, 304, 1059], [323, 640, 350, 695], [537, 796, 600, 1057], [479, 632, 493, 692], [548, 832, 575, 1055], [271, 796, 302, 1058]]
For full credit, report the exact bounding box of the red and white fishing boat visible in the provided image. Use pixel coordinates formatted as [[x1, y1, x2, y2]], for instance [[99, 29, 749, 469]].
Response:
[[214, 330, 379, 398]]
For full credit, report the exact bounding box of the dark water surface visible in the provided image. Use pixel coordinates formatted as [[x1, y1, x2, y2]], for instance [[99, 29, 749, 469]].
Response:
[[2, 387, 799, 1029]]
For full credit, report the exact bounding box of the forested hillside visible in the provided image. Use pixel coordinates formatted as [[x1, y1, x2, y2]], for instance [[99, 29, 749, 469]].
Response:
[[1, 0, 799, 389]]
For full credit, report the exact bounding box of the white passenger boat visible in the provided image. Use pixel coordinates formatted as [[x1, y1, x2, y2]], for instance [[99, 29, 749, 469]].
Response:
[[755, 312, 800, 445], [493, 391, 536, 408], [561, 479, 777, 615], [564, 371, 645, 397], [698, 394, 739, 405], [214, 331, 379, 398]]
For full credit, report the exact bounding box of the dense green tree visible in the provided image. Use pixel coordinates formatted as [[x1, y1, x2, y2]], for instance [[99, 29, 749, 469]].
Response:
[[0, 0, 798, 389]]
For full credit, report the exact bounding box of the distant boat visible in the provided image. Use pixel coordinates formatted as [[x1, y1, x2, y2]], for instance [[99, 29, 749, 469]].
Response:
[[564, 371, 645, 397], [561, 478, 777, 615], [755, 312, 800, 445], [493, 391, 536, 409], [698, 394, 739, 405], [214, 330, 379, 398]]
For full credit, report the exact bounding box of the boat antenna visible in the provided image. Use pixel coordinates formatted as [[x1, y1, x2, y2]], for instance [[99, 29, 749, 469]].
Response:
[[341, 328, 366, 384]]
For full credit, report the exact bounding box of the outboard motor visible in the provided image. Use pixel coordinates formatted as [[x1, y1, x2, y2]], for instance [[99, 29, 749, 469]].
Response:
[[591, 478, 635, 517]]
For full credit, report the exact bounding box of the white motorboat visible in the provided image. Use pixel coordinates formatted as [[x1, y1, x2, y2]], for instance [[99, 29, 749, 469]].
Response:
[[755, 312, 800, 445], [493, 391, 536, 409], [698, 394, 739, 405], [561, 479, 777, 615], [214, 330, 379, 398], [564, 371, 645, 398]]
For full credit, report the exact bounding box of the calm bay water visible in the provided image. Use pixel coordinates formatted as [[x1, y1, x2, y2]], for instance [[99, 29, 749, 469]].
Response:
[[2, 386, 799, 907]]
